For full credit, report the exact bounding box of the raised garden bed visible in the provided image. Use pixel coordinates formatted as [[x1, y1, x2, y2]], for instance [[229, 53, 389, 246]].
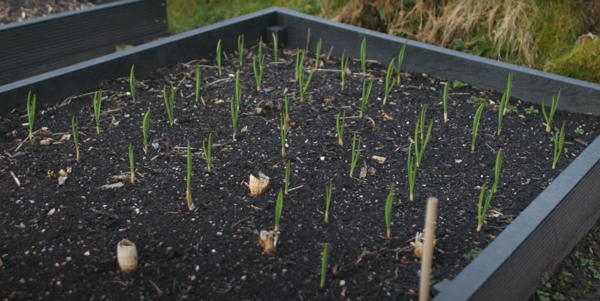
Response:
[[0, 0, 168, 86], [1, 7, 600, 301]]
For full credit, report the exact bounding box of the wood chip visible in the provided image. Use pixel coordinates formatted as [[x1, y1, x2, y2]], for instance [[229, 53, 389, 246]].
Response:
[[101, 182, 125, 189], [372, 155, 386, 164]]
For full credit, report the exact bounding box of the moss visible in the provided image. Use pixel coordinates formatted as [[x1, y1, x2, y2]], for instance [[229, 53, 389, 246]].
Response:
[[544, 36, 600, 83]]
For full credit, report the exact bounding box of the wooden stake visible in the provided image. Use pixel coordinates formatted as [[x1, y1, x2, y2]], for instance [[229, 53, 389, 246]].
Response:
[[419, 197, 438, 301]]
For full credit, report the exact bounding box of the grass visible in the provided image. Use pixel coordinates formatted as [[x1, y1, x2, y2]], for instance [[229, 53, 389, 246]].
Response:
[[442, 82, 449, 123], [216, 39, 222, 77], [497, 73, 513, 135], [283, 94, 290, 128], [128, 144, 135, 185], [238, 35, 244, 67], [359, 77, 374, 118], [93, 90, 102, 134], [274, 188, 284, 232], [340, 51, 349, 90], [414, 105, 433, 168], [295, 48, 306, 81], [471, 102, 485, 152], [324, 180, 332, 223], [231, 71, 242, 139], [71, 116, 80, 162], [26, 91, 36, 142], [542, 91, 561, 133], [272, 33, 279, 62], [314, 38, 322, 69], [384, 184, 395, 239], [298, 66, 315, 103], [284, 160, 291, 194], [162, 84, 175, 126], [142, 109, 150, 154], [360, 37, 367, 73], [186, 141, 195, 211], [280, 113, 288, 157], [552, 122, 566, 169], [382, 59, 395, 106], [320, 243, 331, 289], [407, 143, 417, 201], [493, 149, 503, 193], [395, 43, 407, 86], [335, 111, 345, 146], [195, 64, 201, 103], [349, 133, 361, 178], [202, 133, 212, 172], [253, 39, 265, 91], [130, 65, 135, 103]]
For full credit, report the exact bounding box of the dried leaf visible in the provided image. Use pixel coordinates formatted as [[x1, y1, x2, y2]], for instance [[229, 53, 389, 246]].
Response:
[[258, 230, 277, 256]]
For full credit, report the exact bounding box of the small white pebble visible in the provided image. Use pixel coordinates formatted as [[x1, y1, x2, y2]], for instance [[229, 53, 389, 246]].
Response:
[[211, 249, 216, 253], [66, 257, 72, 262], [340, 280, 346, 286], [84, 251, 90, 256], [216, 232, 222, 236]]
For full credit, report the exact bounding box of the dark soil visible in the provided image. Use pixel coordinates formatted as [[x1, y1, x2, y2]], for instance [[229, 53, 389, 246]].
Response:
[[1, 40, 599, 300], [0, 0, 101, 25]]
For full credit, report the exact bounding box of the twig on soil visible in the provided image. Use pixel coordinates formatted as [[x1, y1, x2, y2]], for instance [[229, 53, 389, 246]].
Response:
[[149, 280, 163, 298], [286, 185, 304, 193], [9, 170, 20, 187]]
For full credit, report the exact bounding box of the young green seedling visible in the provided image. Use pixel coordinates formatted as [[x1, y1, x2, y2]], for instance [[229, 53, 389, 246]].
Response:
[[395, 42, 407, 86], [476, 180, 498, 232], [314, 38, 322, 69], [385, 184, 395, 238], [280, 112, 288, 158], [413, 105, 433, 167], [542, 91, 561, 133], [237, 34, 244, 66], [272, 33, 279, 62], [252, 43, 265, 91], [360, 37, 367, 74], [359, 77, 374, 118], [186, 141, 195, 211], [298, 67, 315, 103], [129, 65, 136, 103], [335, 111, 345, 146], [195, 64, 201, 103], [493, 149, 503, 193], [128, 144, 135, 185], [231, 71, 241, 139], [26, 91, 36, 142], [552, 122, 566, 169], [340, 51, 349, 90], [93, 90, 102, 134], [349, 133, 361, 178], [497, 73, 513, 135], [471, 102, 485, 152], [216, 39, 222, 77], [320, 243, 331, 289], [284, 160, 291, 194], [283, 94, 290, 128], [295, 48, 306, 81], [162, 84, 175, 126], [407, 143, 417, 201], [71, 116, 80, 162], [442, 82, 449, 123], [324, 180, 332, 223], [142, 109, 150, 154], [202, 133, 212, 172], [382, 59, 395, 106], [274, 188, 284, 232]]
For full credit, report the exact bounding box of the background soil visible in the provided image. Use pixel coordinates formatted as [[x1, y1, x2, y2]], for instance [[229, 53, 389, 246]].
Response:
[[1, 40, 599, 300], [0, 0, 101, 25]]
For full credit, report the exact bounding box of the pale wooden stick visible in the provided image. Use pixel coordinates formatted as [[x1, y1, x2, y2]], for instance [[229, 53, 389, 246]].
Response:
[[419, 197, 438, 301]]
